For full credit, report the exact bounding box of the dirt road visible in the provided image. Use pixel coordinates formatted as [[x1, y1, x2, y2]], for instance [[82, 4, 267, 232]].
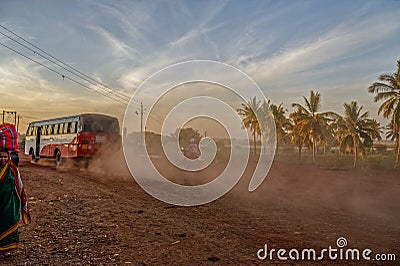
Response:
[[1, 154, 399, 265]]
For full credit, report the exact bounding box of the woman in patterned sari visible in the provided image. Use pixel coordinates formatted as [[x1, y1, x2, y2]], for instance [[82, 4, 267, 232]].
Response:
[[0, 149, 31, 257]]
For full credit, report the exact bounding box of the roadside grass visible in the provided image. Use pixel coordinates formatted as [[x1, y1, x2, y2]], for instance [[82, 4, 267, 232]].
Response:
[[274, 148, 398, 170]]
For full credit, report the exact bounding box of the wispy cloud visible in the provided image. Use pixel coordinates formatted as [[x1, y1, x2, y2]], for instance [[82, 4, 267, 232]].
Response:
[[169, 1, 229, 47], [243, 8, 400, 87], [87, 25, 132, 57]]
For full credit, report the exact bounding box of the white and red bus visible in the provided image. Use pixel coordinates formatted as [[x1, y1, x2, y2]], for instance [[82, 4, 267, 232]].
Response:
[[25, 113, 120, 165]]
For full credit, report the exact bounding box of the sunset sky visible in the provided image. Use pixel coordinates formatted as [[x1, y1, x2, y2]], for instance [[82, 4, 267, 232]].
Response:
[[0, 0, 399, 136]]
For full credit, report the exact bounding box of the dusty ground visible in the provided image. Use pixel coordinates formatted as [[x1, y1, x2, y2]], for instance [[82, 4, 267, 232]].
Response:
[[1, 153, 399, 265]]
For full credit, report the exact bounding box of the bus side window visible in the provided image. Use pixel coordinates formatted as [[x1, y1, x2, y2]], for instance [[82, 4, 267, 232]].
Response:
[[48, 125, 54, 135], [54, 124, 59, 135], [58, 123, 63, 134], [42, 125, 47, 136], [26, 126, 32, 136], [63, 122, 69, 134], [70, 122, 77, 133]]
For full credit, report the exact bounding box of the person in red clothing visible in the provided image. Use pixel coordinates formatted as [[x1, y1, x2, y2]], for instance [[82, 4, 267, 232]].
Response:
[[184, 138, 201, 159]]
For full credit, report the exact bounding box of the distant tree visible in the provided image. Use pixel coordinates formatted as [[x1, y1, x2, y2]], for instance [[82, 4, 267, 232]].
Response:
[[336, 101, 382, 167], [291, 91, 338, 162], [261, 100, 290, 154], [18, 133, 26, 150], [288, 110, 310, 160], [367, 60, 400, 167], [386, 118, 399, 156], [237, 97, 261, 154]]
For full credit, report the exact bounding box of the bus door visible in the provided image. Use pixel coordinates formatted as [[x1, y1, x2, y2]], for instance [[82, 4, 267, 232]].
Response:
[[35, 126, 42, 158]]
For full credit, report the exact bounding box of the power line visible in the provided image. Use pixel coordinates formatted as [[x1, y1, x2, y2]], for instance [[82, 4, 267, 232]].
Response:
[[0, 25, 131, 101], [0, 41, 129, 105], [19, 114, 41, 120], [0, 24, 132, 104], [1, 39, 164, 124], [0, 25, 169, 128]]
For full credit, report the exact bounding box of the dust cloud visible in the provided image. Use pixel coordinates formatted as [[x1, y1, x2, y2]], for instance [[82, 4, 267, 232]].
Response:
[[33, 144, 399, 252], [86, 145, 131, 180]]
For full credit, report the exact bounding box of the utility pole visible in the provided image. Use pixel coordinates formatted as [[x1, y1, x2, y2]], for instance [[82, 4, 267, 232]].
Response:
[[17, 115, 20, 132], [135, 102, 145, 147], [140, 102, 144, 147]]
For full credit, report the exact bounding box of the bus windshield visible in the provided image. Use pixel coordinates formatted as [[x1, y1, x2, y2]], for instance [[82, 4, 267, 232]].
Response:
[[81, 114, 120, 134]]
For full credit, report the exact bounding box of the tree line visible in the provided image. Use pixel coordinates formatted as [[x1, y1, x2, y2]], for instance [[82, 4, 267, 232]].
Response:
[[237, 60, 400, 168]]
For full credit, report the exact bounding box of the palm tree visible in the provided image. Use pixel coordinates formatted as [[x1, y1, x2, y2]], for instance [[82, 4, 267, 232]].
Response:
[[237, 97, 261, 154], [386, 118, 400, 162], [336, 101, 382, 167], [291, 90, 337, 162], [367, 60, 400, 167], [261, 101, 290, 153], [288, 110, 310, 160]]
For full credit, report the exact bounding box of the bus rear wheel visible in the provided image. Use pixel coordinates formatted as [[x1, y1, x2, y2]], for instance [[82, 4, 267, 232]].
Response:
[[55, 150, 62, 166], [30, 149, 38, 162]]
